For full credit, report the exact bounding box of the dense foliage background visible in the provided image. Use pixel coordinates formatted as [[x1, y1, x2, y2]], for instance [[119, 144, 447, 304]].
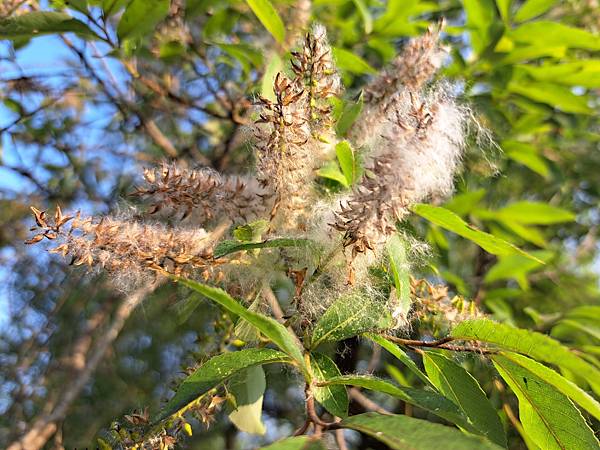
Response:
[[0, 0, 599, 449]]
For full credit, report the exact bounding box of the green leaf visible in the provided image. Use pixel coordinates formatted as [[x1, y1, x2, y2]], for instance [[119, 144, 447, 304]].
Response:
[[463, 0, 499, 55], [261, 52, 284, 101], [154, 348, 290, 422], [366, 334, 432, 386], [246, 0, 285, 44], [514, 0, 559, 22], [422, 351, 506, 447], [518, 61, 600, 89], [178, 279, 306, 373], [386, 235, 411, 321], [494, 201, 575, 225], [412, 204, 542, 262], [508, 81, 592, 114], [325, 375, 478, 431], [493, 355, 599, 450], [233, 220, 269, 242], [340, 413, 504, 450], [335, 141, 360, 186], [509, 21, 600, 50], [317, 161, 349, 187], [444, 189, 487, 217], [495, 0, 512, 21], [335, 93, 364, 136], [498, 352, 600, 422], [261, 436, 326, 450], [352, 0, 373, 34], [451, 319, 600, 395], [311, 353, 349, 418], [484, 251, 552, 289], [0, 11, 98, 39], [310, 291, 393, 349], [227, 365, 267, 435], [117, 0, 169, 41], [214, 238, 313, 259], [332, 47, 377, 75], [502, 140, 550, 178]]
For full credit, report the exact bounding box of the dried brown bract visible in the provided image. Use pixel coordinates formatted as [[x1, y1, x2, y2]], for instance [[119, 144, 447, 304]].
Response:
[[132, 161, 267, 225], [291, 24, 341, 133], [254, 72, 312, 230], [26, 206, 220, 279]]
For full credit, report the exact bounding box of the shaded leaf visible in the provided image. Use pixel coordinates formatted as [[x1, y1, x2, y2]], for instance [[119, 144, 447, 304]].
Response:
[[340, 413, 504, 450], [335, 93, 364, 136], [366, 334, 432, 386], [0, 11, 98, 39], [214, 238, 313, 259], [117, 0, 170, 41], [227, 365, 267, 435], [423, 351, 506, 447], [154, 348, 290, 422], [311, 353, 349, 418], [261, 436, 326, 450], [324, 375, 477, 431]]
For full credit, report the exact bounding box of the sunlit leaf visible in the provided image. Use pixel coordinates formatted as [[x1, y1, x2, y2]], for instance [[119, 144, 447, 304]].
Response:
[[498, 352, 600, 422], [493, 355, 599, 450], [332, 47, 377, 74], [423, 351, 506, 447], [412, 204, 542, 262], [246, 0, 285, 44], [178, 279, 306, 372], [310, 291, 393, 349], [451, 319, 600, 395]]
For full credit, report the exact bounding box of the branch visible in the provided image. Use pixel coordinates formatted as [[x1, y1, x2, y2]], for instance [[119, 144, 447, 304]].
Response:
[[7, 282, 159, 450]]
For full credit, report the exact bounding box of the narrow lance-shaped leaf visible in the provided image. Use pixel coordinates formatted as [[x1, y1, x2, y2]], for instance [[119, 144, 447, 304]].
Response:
[[246, 0, 286, 44], [365, 334, 432, 387], [310, 291, 393, 349], [340, 413, 504, 450], [493, 355, 599, 450], [154, 348, 290, 423], [422, 351, 506, 448], [0, 11, 98, 39], [498, 352, 600, 422], [117, 0, 170, 41], [311, 353, 349, 418], [412, 204, 543, 263], [335, 141, 361, 186], [451, 319, 600, 395], [178, 279, 307, 374], [214, 238, 313, 259], [260, 436, 327, 450], [323, 375, 478, 433]]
